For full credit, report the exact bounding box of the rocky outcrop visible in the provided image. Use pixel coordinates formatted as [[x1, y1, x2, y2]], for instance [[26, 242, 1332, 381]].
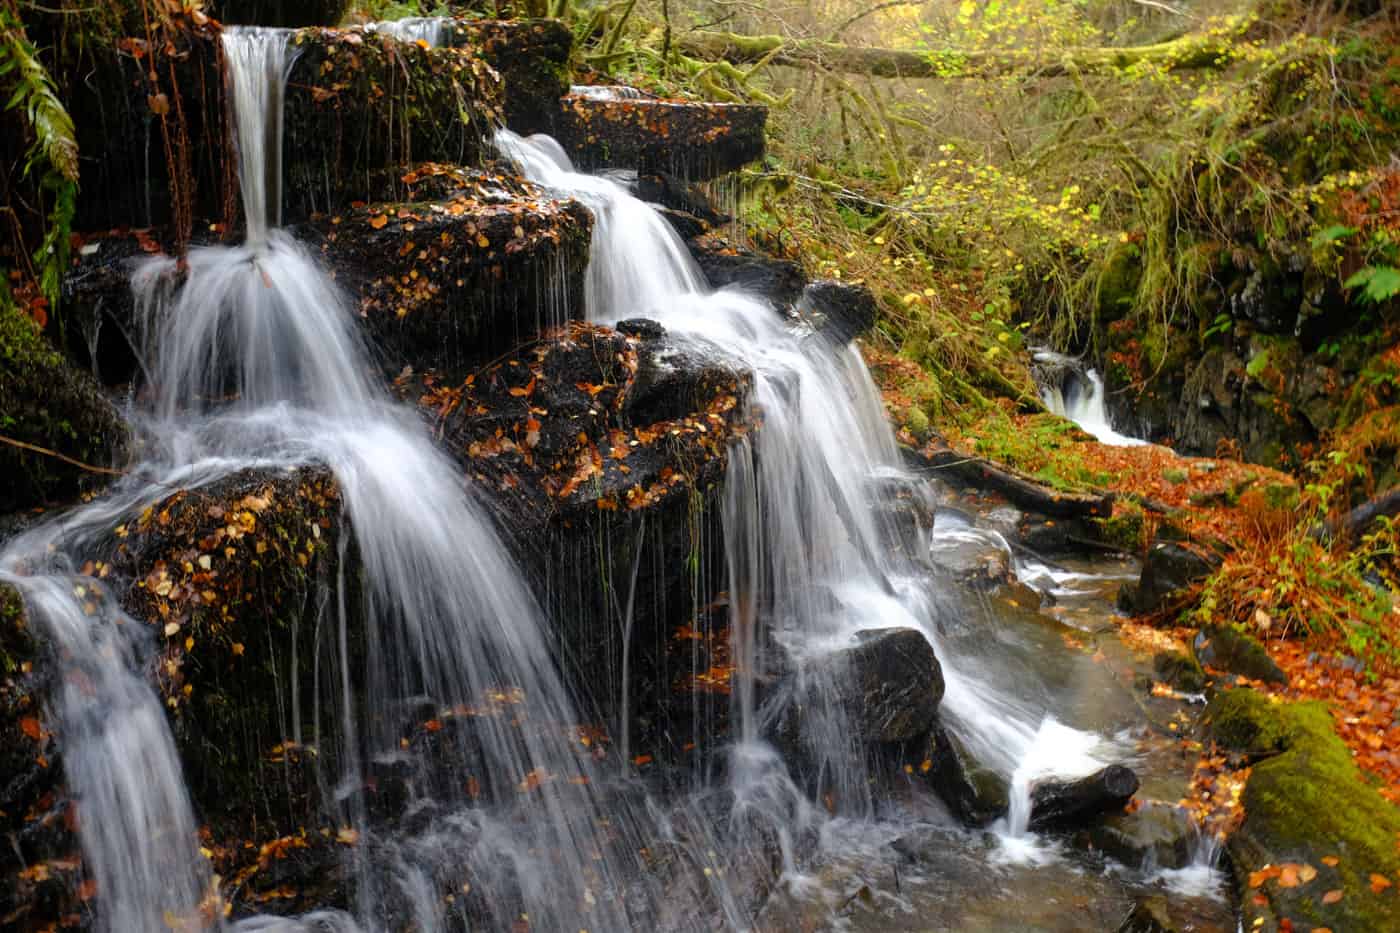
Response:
[[281, 28, 504, 222], [211, 1, 350, 27], [554, 92, 767, 180], [689, 237, 806, 309], [0, 304, 130, 513], [831, 627, 943, 744], [1078, 801, 1195, 870], [451, 19, 571, 134], [911, 720, 1010, 825]]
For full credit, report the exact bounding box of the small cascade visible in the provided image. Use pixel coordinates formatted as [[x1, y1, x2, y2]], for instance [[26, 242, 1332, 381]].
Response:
[[500, 129, 1117, 850], [1034, 349, 1147, 447], [364, 16, 450, 47], [568, 84, 651, 100]]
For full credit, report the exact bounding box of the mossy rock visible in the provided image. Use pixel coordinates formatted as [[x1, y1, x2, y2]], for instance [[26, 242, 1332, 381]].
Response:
[[1193, 624, 1287, 685], [1152, 649, 1205, 693], [1095, 501, 1146, 552], [0, 303, 130, 514], [1206, 689, 1400, 932]]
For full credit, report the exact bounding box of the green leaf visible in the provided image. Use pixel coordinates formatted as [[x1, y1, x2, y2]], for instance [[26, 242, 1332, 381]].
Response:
[[1345, 266, 1400, 304], [1312, 224, 1356, 245]]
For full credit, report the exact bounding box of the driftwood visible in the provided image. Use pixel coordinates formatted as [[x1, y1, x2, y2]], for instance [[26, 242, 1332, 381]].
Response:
[[905, 442, 1114, 519]]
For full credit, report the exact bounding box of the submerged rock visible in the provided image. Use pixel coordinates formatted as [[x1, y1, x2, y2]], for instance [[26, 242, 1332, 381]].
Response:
[[0, 304, 130, 513], [1028, 764, 1139, 831], [1079, 800, 1195, 870]]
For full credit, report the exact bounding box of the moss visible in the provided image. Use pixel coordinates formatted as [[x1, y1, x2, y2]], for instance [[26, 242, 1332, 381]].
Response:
[[1207, 689, 1400, 931], [1152, 649, 1204, 693], [904, 405, 931, 443], [0, 302, 129, 513], [1095, 500, 1146, 552], [1163, 467, 1189, 485]]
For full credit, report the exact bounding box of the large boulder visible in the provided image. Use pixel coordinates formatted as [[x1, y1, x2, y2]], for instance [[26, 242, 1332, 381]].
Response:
[[836, 628, 944, 744], [442, 322, 756, 763], [1193, 624, 1286, 685], [0, 304, 130, 513], [1207, 689, 1400, 932]]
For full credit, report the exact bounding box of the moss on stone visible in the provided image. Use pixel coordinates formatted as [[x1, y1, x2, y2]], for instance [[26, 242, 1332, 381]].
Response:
[[1207, 688, 1400, 931], [1095, 499, 1146, 552], [0, 302, 129, 514]]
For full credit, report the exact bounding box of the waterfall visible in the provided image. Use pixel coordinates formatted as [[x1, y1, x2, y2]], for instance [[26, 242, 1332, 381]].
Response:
[[364, 17, 450, 47], [1, 29, 682, 932], [499, 130, 1116, 846], [1034, 350, 1146, 447]]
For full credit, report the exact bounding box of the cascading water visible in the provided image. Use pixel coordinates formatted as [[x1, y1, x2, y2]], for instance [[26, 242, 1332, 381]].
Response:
[[2, 28, 703, 932], [1035, 349, 1147, 447], [364, 16, 449, 47], [498, 129, 1119, 852]]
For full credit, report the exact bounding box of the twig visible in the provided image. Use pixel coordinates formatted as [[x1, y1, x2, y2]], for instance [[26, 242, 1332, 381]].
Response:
[[0, 433, 127, 477]]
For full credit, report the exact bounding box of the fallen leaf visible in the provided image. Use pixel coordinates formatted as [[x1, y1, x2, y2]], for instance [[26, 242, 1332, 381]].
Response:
[[1321, 889, 1343, 904], [369, 214, 388, 230], [20, 717, 42, 741], [1369, 873, 1393, 893]]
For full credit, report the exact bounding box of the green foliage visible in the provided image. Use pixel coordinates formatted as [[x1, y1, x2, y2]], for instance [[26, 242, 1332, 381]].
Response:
[[1344, 265, 1400, 305], [1, 5, 78, 318]]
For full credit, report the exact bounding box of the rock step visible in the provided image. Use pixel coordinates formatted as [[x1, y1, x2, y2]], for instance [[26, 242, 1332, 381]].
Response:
[[310, 166, 593, 380], [63, 169, 593, 386], [555, 91, 767, 181]]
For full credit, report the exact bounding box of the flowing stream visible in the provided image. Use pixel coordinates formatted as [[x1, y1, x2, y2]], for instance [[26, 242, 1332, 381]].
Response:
[[1034, 350, 1147, 447]]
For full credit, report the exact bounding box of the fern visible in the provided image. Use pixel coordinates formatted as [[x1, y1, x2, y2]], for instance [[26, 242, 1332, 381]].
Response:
[[0, 6, 78, 317]]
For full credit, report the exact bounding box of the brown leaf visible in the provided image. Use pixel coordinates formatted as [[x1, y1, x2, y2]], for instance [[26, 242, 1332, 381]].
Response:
[[20, 716, 42, 741], [148, 92, 170, 116]]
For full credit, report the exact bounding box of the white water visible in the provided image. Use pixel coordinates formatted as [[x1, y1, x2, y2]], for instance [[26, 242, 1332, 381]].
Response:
[[364, 16, 449, 47], [1036, 351, 1146, 447], [499, 129, 1118, 854]]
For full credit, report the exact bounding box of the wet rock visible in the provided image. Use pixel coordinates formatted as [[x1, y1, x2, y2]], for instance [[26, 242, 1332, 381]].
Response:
[[1193, 624, 1286, 685], [57, 26, 232, 232], [1116, 895, 1181, 933], [451, 19, 572, 134], [833, 628, 944, 744], [1152, 649, 1206, 693], [554, 94, 767, 180], [0, 582, 80, 931], [689, 238, 806, 308], [0, 302, 130, 512], [912, 720, 1009, 825], [634, 172, 730, 226], [443, 323, 755, 758], [1079, 801, 1194, 870], [1028, 764, 1139, 831], [1123, 541, 1220, 615], [928, 538, 1012, 591], [799, 280, 878, 344], [625, 333, 750, 426], [308, 169, 593, 379], [281, 29, 504, 221]]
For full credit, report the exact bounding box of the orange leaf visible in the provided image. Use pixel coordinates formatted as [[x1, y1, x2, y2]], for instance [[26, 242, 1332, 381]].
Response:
[[368, 214, 388, 230], [1369, 873, 1393, 893], [1322, 856, 1340, 867], [20, 717, 42, 741], [1299, 864, 1317, 883], [1278, 864, 1300, 888], [1321, 889, 1343, 905]]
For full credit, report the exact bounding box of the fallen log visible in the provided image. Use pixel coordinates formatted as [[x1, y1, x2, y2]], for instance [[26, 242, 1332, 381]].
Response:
[[904, 441, 1114, 519], [676, 30, 1236, 81], [1029, 764, 1140, 831], [1311, 486, 1400, 543]]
